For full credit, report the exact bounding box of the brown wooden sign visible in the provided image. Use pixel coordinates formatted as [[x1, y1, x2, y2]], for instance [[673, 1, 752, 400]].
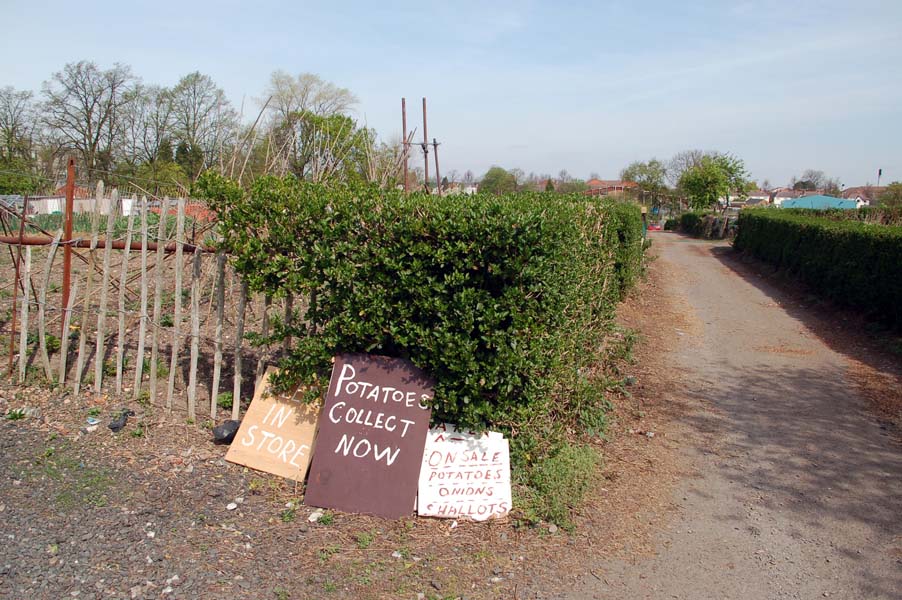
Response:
[[225, 367, 320, 482], [303, 354, 434, 518]]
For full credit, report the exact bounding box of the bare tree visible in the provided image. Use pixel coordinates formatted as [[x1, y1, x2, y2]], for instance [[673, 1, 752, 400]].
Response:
[[667, 149, 706, 187], [171, 72, 238, 173], [0, 86, 36, 160], [264, 71, 357, 123], [509, 167, 525, 186], [41, 61, 136, 173], [122, 84, 175, 166]]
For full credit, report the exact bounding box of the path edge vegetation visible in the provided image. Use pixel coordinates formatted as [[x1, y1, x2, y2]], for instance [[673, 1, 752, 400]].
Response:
[[735, 208, 902, 332], [196, 173, 645, 527]]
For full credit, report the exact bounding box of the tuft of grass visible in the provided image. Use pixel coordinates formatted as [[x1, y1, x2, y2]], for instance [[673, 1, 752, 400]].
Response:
[[317, 544, 340, 561], [216, 392, 233, 410], [5, 408, 27, 421], [318, 511, 334, 526], [355, 530, 375, 549], [130, 423, 145, 438], [517, 442, 598, 530]]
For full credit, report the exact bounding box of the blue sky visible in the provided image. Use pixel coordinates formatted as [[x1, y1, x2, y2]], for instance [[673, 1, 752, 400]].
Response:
[[3, 0, 900, 186]]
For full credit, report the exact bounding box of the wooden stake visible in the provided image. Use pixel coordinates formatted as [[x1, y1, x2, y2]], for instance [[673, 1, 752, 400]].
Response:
[[255, 295, 271, 382], [115, 198, 137, 394], [232, 279, 248, 420], [17, 247, 31, 384], [73, 182, 103, 396], [132, 198, 150, 398], [94, 189, 119, 393], [58, 277, 78, 386], [210, 252, 226, 419], [37, 232, 62, 381], [187, 247, 202, 420], [148, 197, 170, 402], [166, 197, 187, 412]]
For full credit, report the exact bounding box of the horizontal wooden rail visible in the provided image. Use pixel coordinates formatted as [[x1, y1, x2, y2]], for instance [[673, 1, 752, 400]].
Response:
[[0, 235, 216, 253]]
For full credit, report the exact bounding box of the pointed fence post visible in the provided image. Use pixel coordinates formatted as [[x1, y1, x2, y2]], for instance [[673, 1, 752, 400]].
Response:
[[166, 197, 186, 412]]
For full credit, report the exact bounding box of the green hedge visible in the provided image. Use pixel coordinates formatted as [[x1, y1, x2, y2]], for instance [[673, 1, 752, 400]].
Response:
[[679, 211, 707, 236], [735, 209, 902, 330], [782, 207, 902, 226], [198, 174, 643, 429]]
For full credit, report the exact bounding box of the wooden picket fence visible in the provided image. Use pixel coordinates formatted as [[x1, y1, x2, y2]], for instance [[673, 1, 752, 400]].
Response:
[[1, 183, 292, 422]]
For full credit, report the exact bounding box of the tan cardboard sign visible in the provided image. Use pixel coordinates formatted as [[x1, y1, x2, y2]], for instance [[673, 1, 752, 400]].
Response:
[[417, 424, 512, 521], [225, 367, 320, 482], [303, 354, 434, 519]]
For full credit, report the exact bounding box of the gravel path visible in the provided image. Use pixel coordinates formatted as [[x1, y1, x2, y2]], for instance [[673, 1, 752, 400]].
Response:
[[560, 233, 902, 599]]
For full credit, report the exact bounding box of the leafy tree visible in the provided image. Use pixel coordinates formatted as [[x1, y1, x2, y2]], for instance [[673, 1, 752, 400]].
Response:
[[878, 182, 902, 208], [271, 111, 371, 183], [0, 86, 36, 161], [479, 166, 517, 195], [678, 154, 751, 210], [0, 156, 38, 194], [545, 179, 555, 192], [175, 141, 204, 178], [620, 159, 668, 195]]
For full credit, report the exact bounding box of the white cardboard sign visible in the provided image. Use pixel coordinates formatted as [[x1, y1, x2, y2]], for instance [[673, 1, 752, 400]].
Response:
[[417, 424, 511, 521]]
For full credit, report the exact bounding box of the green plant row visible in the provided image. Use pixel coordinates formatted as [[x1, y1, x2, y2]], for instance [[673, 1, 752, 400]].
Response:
[[735, 209, 902, 330]]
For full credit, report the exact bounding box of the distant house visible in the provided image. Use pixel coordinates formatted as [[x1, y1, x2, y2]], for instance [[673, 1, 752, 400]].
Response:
[[841, 186, 885, 207], [780, 195, 857, 210], [727, 190, 772, 206], [585, 179, 638, 196], [772, 189, 805, 207]]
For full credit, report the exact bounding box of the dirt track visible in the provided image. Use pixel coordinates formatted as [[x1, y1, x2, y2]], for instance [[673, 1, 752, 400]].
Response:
[[558, 233, 902, 599]]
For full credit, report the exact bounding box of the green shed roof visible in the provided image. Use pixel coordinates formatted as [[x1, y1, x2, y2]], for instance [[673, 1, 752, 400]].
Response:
[[780, 195, 857, 210]]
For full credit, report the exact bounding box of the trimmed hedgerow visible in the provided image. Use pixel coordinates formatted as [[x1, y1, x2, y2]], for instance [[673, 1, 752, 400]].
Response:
[[679, 211, 708, 236], [735, 209, 902, 330], [782, 207, 902, 227], [196, 174, 644, 525]]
